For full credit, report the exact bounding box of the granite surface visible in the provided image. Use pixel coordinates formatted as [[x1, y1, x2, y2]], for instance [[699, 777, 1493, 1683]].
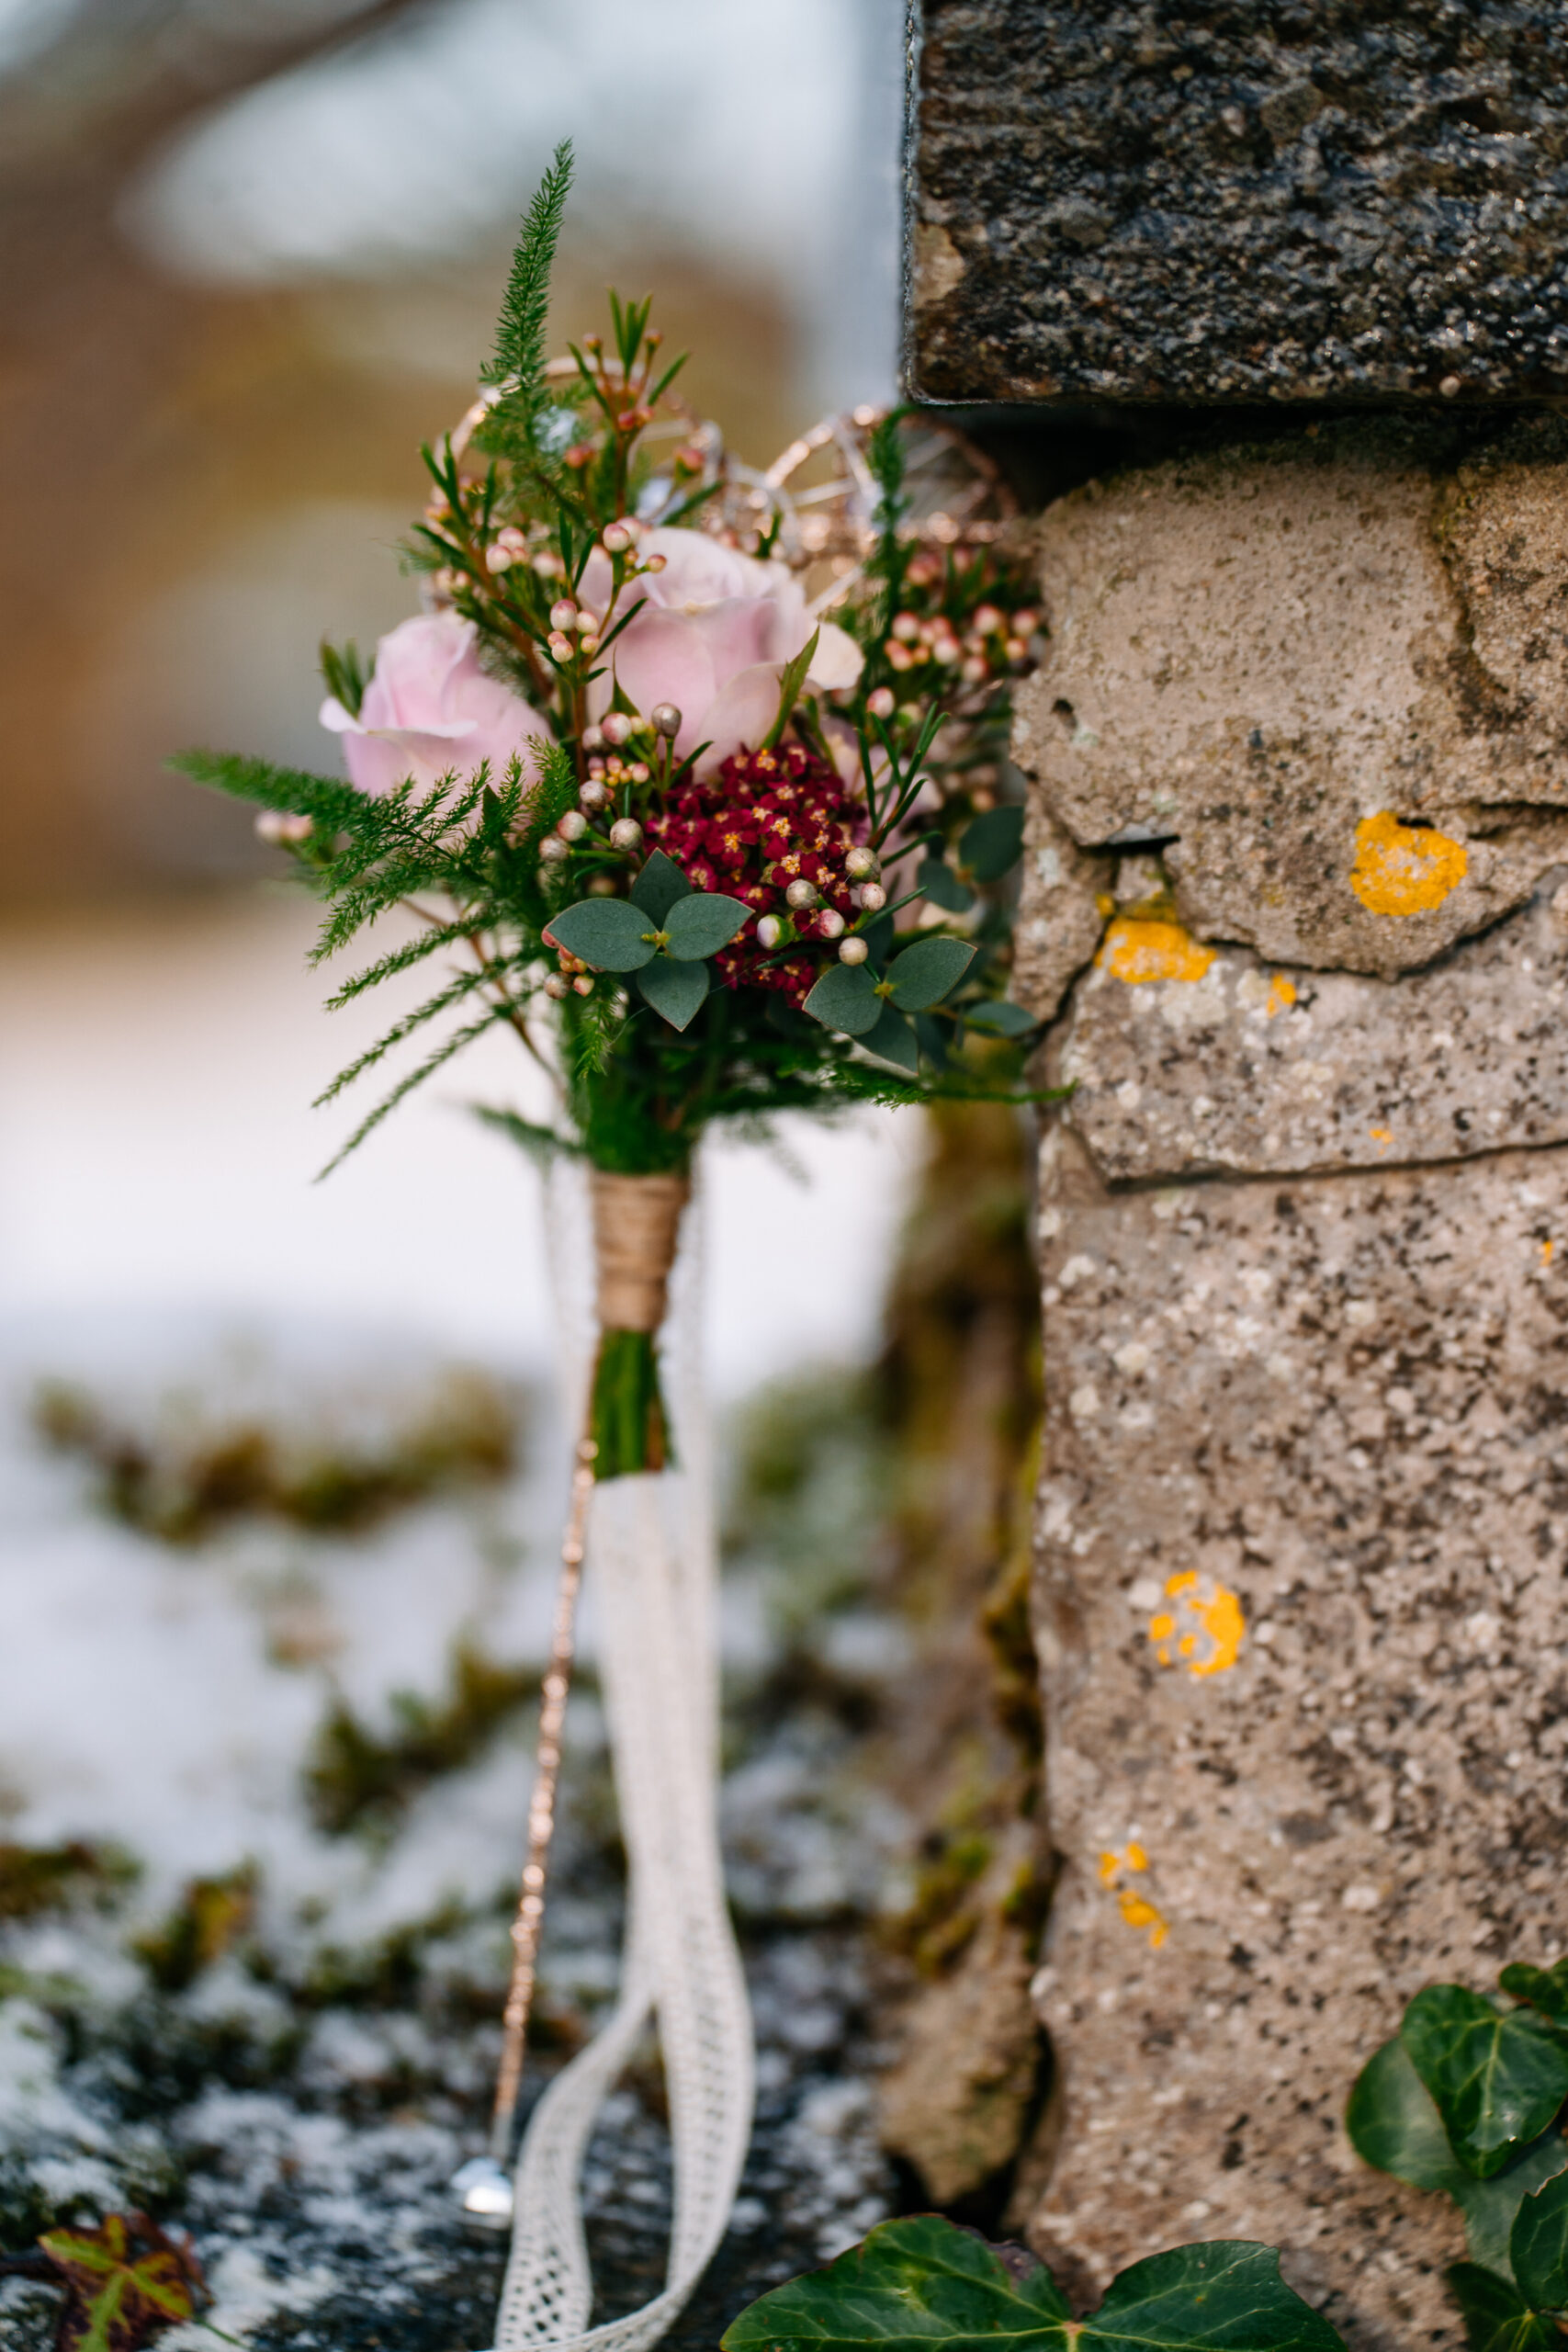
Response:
[[909, 0, 1568, 405]]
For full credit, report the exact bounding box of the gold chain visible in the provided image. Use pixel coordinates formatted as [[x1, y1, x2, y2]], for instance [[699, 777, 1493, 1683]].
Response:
[[489, 1431, 598, 2161]]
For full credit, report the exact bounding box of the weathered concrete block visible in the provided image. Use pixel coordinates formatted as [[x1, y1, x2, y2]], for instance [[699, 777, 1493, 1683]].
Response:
[[909, 0, 1568, 406], [1031, 1131, 1568, 2343], [1012, 421, 1568, 978], [1016, 423, 1568, 2346]]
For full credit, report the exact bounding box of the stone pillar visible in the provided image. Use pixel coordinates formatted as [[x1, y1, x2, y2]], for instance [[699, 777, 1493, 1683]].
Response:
[[1010, 431, 1568, 2347], [906, 7, 1568, 2345]]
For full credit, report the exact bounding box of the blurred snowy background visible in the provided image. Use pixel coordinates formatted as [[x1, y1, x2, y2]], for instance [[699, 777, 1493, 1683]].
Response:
[[0, 8, 954, 2343]]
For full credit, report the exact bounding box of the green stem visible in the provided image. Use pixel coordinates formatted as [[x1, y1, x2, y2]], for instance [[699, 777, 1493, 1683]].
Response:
[[590, 1328, 673, 1477]]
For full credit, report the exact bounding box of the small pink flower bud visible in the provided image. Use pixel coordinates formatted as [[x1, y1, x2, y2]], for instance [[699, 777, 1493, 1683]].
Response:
[[1011, 607, 1039, 636], [784, 879, 818, 910], [581, 724, 604, 750], [580, 779, 609, 809], [1005, 637, 1029, 662], [845, 846, 880, 880], [609, 817, 643, 852], [973, 604, 1004, 635], [865, 687, 895, 719], [839, 936, 870, 966], [548, 632, 574, 661], [544, 972, 570, 999], [539, 834, 571, 864], [602, 522, 634, 552], [601, 713, 633, 746], [818, 908, 847, 940], [485, 545, 513, 572], [756, 914, 784, 949], [886, 642, 913, 673], [891, 613, 920, 643], [858, 883, 887, 911], [572, 974, 594, 995], [628, 762, 650, 785], [652, 703, 682, 738], [642, 552, 667, 573], [557, 810, 587, 841], [550, 601, 578, 631], [961, 656, 988, 684]]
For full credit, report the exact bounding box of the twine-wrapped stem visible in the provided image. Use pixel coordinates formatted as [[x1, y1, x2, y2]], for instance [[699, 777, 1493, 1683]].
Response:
[[488, 1167, 691, 2162]]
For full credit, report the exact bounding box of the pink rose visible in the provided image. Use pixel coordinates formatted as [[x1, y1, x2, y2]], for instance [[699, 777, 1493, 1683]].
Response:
[[321, 611, 550, 799], [581, 527, 862, 775]]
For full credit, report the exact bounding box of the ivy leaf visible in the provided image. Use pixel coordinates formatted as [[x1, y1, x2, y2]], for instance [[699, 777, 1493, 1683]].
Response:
[[961, 803, 1026, 882], [721, 2218, 1345, 2352], [37, 2212, 204, 2352], [636, 957, 709, 1031], [1349, 2035, 1568, 2280], [965, 1000, 1039, 1037], [1402, 1987, 1568, 2178], [803, 962, 881, 1035], [861, 1003, 919, 1073], [886, 935, 976, 1012], [630, 850, 694, 924], [1446, 2262, 1562, 2352], [1512, 2172, 1568, 2312], [1502, 1963, 1568, 2027], [544, 899, 657, 971], [919, 857, 975, 913], [663, 891, 749, 961]]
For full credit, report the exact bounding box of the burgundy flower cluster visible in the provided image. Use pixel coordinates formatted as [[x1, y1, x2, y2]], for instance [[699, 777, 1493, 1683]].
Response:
[[644, 743, 869, 1007]]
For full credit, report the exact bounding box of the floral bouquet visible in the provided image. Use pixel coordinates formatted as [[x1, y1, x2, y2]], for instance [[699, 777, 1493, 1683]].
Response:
[[176, 143, 1044, 2352]]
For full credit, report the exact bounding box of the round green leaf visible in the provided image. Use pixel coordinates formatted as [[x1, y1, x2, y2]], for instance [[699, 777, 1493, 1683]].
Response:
[[886, 934, 976, 1012], [803, 962, 881, 1035], [662, 891, 750, 960], [861, 1003, 919, 1073], [918, 857, 975, 913], [961, 802, 1025, 882], [1514, 2171, 1568, 2312], [635, 956, 709, 1032], [1081, 2241, 1345, 2350], [630, 849, 694, 923], [545, 898, 656, 972], [965, 1000, 1039, 1037], [1402, 1986, 1568, 2178]]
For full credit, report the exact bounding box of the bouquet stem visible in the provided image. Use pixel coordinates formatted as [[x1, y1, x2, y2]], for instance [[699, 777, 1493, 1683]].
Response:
[[587, 1166, 690, 1480]]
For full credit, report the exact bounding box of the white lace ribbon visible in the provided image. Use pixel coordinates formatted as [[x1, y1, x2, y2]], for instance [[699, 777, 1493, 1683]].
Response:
[[492, 1161, 753, 2351]]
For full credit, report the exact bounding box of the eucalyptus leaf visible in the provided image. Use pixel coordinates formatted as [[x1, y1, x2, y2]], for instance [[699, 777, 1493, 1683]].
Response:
[[545, 898, 657, 972], [886, 934, 976, 1012], [1402, 1987, 1568, 2179], [861, 1003, 919, 1073], [961, 802, 1026, 881], [635, 956, 709, 1031], [803, 962, 881, 1036], [861, 911, 894, 967], [721, 2218, 1346, 2352], [1502, 1963, 1568, 2027], [630, 849, 693, 924], [965, 1000, 1039, 1037], [663, 891, 750, 960], [1511, 2171, 1568, 2312], [919, 857, 976, 913], [1446, 2262, 1562, 2352]]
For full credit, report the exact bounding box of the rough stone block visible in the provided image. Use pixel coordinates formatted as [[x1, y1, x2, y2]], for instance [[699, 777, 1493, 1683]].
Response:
[[909, 0, 1568, 406], [1011, 420, 1568, 978], [1031, 1126, 1568, 2345]]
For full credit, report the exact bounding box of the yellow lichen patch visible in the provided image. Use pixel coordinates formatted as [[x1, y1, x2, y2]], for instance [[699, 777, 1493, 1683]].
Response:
[[1370, 1126, 1393, 1155], [1266, 974, 1296, 1018], [1149, 1570, 1246, 1676], [1349, 811, 1468, 917], [1100, 916, 1217, 985], [1100, 1844, 1169, 1949], [1543, 1240, 1555, 1269]]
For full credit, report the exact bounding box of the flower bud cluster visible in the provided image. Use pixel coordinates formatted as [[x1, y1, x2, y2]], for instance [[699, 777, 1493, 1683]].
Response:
[[643, 743, 872, 1006]]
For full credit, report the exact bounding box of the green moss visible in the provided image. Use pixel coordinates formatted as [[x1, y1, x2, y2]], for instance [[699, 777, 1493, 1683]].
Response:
[[303, 1638, 539, 1838], [132, 1865, 257, 1995], [0, 1842, 138, 1922]]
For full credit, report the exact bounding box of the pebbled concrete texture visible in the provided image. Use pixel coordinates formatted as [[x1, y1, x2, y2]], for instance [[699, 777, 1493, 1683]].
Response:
[[1030, 1126, 1568, 2346], [908, 0, 1568, 406], [1014, 417, 1568, 2345]]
